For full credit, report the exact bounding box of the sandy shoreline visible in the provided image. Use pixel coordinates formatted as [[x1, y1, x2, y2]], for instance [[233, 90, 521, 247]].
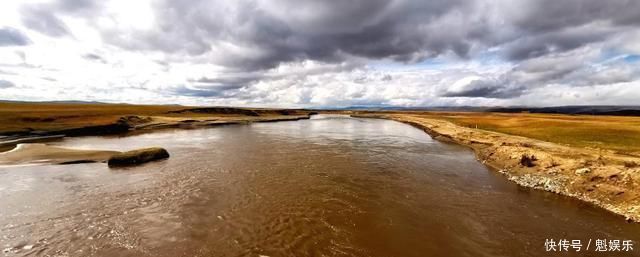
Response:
[[0, 143, 120, 165], [352, 113, 640, 222], [0, 114, 313, 165]]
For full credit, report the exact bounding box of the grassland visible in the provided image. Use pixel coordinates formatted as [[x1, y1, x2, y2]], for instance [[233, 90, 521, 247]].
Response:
[[355, 111, 640, 156], [0, 102, 186, 134], [0, 101, 314, 162], [0, 102, 311, 135], [3, 102, 638, 155]]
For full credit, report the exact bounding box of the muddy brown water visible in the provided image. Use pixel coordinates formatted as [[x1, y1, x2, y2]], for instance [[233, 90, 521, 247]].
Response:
[[1, 115, 639, 257]]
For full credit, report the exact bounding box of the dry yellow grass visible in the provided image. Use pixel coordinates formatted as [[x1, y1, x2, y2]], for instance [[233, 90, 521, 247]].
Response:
[[401, 112, 640, 155], [0, 102, 304, 134], [4, 102, 638, 155], [0, 102, 187, 133]]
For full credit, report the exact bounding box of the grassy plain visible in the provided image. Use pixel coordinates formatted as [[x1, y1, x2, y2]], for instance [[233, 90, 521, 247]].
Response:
[[395, 111, 640, 155], [0, 102, 309, 135], [0, 102, 185, 133], [2, 102, 639, 155]]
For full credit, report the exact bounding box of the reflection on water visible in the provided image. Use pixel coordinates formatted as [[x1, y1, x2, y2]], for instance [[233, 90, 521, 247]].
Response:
[[0, 115, 638, 257]]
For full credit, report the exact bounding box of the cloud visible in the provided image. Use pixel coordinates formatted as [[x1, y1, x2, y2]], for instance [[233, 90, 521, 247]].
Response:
[[102, 0, 474, 70], [2, 0, 640, 107], [19, 0, 104, 37], [94, 0, 640, 72], [171, 85, 235, 98], [55, 0, 101, 14], [0, 27, 31, 46], [0, 79, 15, 88], [83, 53, 107, 63], [512, 0, 640, 33], [442, 45, 640, 99], [20, 6, 70, 37], [191, 74, 262, 90], [503, 25, 617, 60], [442, 78, 525, 99]]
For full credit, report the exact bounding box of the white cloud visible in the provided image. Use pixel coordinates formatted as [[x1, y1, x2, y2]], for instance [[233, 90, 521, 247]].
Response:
[[0, 0, 639, 107]]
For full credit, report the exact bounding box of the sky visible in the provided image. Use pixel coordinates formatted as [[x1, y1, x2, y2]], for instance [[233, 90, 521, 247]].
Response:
[[0, 0, 639, 108]]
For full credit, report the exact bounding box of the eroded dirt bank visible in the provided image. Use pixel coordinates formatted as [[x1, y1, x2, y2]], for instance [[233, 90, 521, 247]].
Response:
[[0, 113, 313, 152], [353, 113, 640, 222], [0, 113, 313, 165]]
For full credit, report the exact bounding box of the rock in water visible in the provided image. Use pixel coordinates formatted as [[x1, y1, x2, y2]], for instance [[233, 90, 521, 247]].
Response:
[[107, 147, 169, 167]]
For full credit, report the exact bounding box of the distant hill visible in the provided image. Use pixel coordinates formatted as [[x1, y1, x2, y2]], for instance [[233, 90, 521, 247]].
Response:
[[330, 105, 640, 116], [0, 100, 185, 107], [0, 100, 109, 105], [2, 100, 639, 116], [326, 106, 494, 112], [487, 106, 640, 116]]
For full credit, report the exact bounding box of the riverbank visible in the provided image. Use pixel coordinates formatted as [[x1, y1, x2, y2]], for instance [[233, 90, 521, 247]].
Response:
[[0, 143, 120, 165], [0, 113, 312, 165], [2, 103, 638, 222], [0, 102, 314, 152], [352, 113, 640, 222]]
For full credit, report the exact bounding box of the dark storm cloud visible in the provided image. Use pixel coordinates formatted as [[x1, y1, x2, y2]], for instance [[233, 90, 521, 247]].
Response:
[[504, 27, 615, 60], [0, 80, 16, 89], [442, 78, 525, 99], [22, 0, 640, 74], [13, 0, 639, 103], [105, 0, 469, 70], [100, 0, 640, 73], [512, 0, 640, 33], [504, 0, 640, 60], [0, 27, 31, 46]]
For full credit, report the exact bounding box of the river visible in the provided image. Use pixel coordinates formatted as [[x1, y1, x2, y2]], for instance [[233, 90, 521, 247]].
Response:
[[1, 115, 638, 257]]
